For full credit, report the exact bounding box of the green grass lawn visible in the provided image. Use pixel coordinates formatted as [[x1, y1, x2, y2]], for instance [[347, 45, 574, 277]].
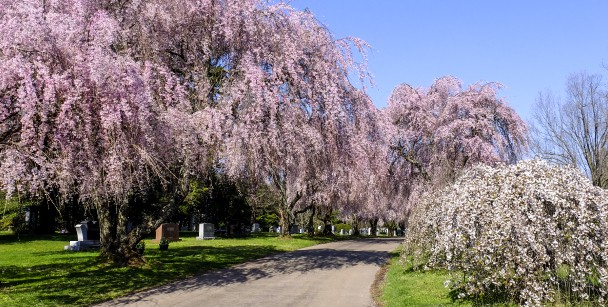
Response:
[[380, 250, 469, 307], [380, 250, 523, 306], [0, 231, 337, 307]]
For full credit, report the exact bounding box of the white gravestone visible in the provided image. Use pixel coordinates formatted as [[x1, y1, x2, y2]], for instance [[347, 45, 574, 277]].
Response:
[[75, 223, 88, 241], [197, 223, 215, 240], [64, 221, 101, 251]]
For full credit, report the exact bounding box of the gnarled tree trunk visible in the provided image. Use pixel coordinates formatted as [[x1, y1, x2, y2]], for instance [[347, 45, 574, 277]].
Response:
[[96, 192, 177, 264]]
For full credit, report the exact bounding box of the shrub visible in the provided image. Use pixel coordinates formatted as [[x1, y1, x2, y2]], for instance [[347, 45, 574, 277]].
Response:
[[0, 195, 27, 232], [404, 160, 608, 305], [135, 240, 146, 249]]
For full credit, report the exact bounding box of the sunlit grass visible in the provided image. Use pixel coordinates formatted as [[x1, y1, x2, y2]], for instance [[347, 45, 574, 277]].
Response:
[[0, 231, 336, 306], [380, 247, 467, 307]]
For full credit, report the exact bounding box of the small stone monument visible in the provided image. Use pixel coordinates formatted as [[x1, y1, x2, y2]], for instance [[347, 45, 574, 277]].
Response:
[[251, 223, 261, 233], [197, 223, 215, 240], [64, 220, 101, 251], [156, 223, 180, 242]]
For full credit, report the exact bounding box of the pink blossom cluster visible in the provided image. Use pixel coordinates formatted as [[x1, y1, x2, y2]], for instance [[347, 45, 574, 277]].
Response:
[[0, 0, 382, 241], [383, 76, 528, 216], [0, 0, 200, 205], [385, 76, 528, 174], [404, 160, 608, 305]]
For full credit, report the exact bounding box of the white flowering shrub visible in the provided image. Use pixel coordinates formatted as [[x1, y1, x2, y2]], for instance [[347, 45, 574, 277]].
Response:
[[404, 160, 608, 305]]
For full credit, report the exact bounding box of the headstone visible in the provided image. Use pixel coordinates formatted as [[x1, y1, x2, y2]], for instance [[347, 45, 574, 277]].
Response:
[[64, 220, 101, 251], [269, 226, 274, 233], [75, 223, 88, 241], [276, 226, 282, 234], [197, 223, 215, 240], [299, 228, 305, 234], [252, 223, 261, 233], [340, 229, 345, 235], [331, 225, 335, 233], [349, 229, 353, 235], [156, 223, 180, 242]]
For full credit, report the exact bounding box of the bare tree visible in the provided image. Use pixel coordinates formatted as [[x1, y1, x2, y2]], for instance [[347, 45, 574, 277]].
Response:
[[531, 72, 608, 188]]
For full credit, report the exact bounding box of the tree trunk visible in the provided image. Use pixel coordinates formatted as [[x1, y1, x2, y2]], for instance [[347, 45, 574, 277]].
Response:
[[306, 206, 315, 236], [320, 209, 333, 236], [370, 218, 379, 237], [96, 202, 138, 264], [97, 202, 120, 262], [96, 197, 170, 264], [275, 177, 302, 238], [351, 215, 360, 236], [279, 194, 302, 237], [278, 204, 290, 237]]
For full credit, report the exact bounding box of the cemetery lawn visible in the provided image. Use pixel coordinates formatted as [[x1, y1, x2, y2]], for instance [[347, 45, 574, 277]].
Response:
[[380, 249, 469, 307], [0, 231, 338, 307]]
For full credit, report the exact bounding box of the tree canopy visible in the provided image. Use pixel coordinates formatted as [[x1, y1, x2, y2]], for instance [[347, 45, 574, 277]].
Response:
[[0, 0, 529, 263], [531, 72, 608, 188], [384, 76, 528, 213]]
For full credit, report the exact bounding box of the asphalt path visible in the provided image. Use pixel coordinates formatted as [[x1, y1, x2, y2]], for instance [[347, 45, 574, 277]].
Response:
[[97, 237, 403, 307]]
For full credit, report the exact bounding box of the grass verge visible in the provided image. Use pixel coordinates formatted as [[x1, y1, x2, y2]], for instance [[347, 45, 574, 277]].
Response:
[[379, 248, 468, 307], [0, 231, 337, 306]]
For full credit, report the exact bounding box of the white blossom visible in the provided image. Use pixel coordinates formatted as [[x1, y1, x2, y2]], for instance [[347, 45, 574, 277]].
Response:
[[404, 160, 608, 305]]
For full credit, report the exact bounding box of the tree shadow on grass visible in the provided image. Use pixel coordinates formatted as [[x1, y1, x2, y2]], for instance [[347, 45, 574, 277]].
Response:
[[0, 244, 286, 306]]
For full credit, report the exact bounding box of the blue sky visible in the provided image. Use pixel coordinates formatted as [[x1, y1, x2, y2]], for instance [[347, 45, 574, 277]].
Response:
[[289, 1, 608, 121]]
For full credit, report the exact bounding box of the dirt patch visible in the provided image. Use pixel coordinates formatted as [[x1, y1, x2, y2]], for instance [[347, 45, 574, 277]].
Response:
[[371, 259, 390, 307]]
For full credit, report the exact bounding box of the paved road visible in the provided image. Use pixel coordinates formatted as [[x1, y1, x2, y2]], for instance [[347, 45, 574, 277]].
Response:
[[97, 238, 403, 307]]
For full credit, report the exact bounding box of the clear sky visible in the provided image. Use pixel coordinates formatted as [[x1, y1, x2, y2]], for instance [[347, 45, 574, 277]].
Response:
[[289, 0, 608, 121]]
